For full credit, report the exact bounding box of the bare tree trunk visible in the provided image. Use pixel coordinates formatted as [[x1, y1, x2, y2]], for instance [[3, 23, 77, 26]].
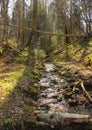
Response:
[[88, 5, 91, 32], [27, 0, 38, 65], [70, 0, 73, 35], [28, 0, 38, 49], [16, 1, 21, 45], [22, 0, 25, 46], [85, 10, 89, 35], [2, 0, 9, 44]]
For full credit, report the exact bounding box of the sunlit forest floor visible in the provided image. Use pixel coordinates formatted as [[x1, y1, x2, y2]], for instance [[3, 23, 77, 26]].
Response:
[[0, 60, 41, 129]]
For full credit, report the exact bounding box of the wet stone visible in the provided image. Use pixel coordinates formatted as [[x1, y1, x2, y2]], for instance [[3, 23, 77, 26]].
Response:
[[48, 103, 68, 112], [40, 93, 47, 98], [64, 91, 73, 98], [45, 88, 55, 93], [57, 94, 63, 101], [38, 105, 50, 111], [38, 99, 57, 106], [39, 78, 50, 87], [44, 63, 55, 72], [68, 99, 78, 106], [47, 92, 59, 98]]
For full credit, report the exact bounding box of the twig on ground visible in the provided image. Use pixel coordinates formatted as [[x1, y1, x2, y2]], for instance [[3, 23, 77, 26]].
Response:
[[80, 81, 92, 101]]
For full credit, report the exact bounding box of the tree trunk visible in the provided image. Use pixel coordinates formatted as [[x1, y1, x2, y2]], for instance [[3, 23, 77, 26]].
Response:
[[70, 0, 73, 35], [28, 0, 38, 49]]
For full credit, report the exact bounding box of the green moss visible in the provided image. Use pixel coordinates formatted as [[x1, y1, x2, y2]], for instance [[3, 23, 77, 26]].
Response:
[[36, 63, 44, 70], [60, 71, 66, 76], [8, 39, 18, 47], [23, 69, 31, 77], [16, 49, 28, 63], [0, 60, 41, 127], [0, 64, 25, 98], [34, 49, 46, 59], [3, 118, 12, 125], [77, 68, 81, 71], [5, 86, 14, 92], [24, 69, 33, 77], [28, 87, 38, 94], [32, 68, 41, 76], [84, 53, 92, 66], [51, 36, 58, 48], [26, 115, 37, 124], [24, 105, 32, 113], [88, 38, 92, 46]]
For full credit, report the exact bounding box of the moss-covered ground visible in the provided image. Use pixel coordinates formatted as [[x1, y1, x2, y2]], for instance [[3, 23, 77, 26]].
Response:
[[50, 34, 92, 67], [0, 59, 43, 128]]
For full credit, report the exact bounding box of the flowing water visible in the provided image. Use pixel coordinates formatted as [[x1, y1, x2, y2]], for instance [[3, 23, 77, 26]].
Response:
[[36, 63, 92, 120]]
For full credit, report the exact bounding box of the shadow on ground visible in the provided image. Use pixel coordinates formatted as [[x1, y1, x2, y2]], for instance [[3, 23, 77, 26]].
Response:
[[0, 57, 42, 130]]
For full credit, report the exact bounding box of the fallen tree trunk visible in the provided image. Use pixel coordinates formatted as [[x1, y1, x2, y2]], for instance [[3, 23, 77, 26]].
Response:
[[37, 112, 91, 126]]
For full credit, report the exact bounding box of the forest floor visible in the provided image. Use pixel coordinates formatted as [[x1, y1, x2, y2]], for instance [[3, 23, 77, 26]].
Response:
[[0, 59, 40, 129], [0, 58, 92, 130], [0, 32, 92, 130]]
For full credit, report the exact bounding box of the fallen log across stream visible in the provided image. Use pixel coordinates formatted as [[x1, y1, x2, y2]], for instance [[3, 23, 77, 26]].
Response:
[[37, 112, 91, 126]]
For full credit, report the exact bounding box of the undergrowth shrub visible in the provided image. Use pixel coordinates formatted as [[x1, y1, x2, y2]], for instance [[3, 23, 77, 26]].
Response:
[[84, 53, 92, 66]]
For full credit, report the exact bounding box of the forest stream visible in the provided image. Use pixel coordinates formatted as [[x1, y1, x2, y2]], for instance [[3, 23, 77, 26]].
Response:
[[33, 63, 92, 130], [0, 62, 92, 130]]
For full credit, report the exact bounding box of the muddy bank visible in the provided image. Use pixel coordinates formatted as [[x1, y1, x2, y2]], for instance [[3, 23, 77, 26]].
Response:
[[0, 121, 92, 130]]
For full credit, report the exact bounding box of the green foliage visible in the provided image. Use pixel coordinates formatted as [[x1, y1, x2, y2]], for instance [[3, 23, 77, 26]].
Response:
[[88, 38, 92, 46], [0, 64, 24, 97], [51, 36, 58, 46], [86, 38, 92, 53], [0, 47, 3, 55], [28, 86, 38, 94], [60, 71, 66, 76], [3, 118, 12, 125], [37, 36, 51, 52], [23, 69, 36, 82], [32, 68, 41, 76], [24, 105, 32, 113], [84, 54, 92, 66], [8, 39, 18, 47], [34, 49, 46, 59], [26, 115, 37, 124], [16, 49, 28, 63], [29, 50, 35, 56]]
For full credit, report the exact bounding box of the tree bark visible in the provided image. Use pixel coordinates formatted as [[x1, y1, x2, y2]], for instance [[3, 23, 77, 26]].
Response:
[[28, 0, 38, 49]]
